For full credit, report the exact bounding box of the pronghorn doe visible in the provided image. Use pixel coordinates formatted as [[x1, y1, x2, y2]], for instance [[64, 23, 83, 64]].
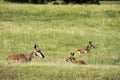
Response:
[[6, 44, 45, 62], [66, 52, 86, 65], [77, 41, 95, 54]]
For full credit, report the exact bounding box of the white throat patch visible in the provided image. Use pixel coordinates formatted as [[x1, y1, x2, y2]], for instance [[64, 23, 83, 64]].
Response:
[[36, 52, 43, 58]]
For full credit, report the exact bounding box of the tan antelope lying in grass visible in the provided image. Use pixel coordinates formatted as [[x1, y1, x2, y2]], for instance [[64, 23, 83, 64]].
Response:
[[66, 52, 86, 65], [6, 44, 45, 62], [77, 41, 95, 54]]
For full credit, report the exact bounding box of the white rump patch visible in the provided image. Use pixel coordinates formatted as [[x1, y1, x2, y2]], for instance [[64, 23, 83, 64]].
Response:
[[83, 50, 87, 53], [77, 51, 81, 54]]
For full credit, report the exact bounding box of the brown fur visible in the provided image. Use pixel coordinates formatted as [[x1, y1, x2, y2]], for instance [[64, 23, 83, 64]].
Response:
[[66, 52, 86, 65], [6, 44, 44, 63], [70, 58, 86, 65], [77, 41, 95, 54], [6, 52, 36, 62], [6, 54, 27, 62]]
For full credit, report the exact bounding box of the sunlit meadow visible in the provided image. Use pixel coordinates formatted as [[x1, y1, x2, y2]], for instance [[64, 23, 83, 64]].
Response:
[[0, 1, 120, 80]]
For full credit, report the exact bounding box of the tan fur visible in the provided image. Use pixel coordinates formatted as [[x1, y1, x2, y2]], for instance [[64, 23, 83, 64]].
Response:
[[6, 44, 45, 63], [71, 58, 86, 65], [77, 41, 95, 54], [6, 52, 35, 62], [6, 54, 27, 62], [66, 52, 86, 65]]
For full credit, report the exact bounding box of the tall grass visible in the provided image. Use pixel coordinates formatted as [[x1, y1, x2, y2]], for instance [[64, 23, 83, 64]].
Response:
[[0, 1, 120, 80], [0, 61, 120, 80]]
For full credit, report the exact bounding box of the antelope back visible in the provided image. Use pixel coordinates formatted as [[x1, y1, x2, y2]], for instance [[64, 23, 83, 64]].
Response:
[[75, 60, 86, 64], [6, 54, 28, 62]]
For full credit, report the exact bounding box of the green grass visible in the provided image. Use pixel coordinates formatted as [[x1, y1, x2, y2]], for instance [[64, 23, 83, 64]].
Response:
[[0, 62, 120, 80], [0, 1, 120, 80]]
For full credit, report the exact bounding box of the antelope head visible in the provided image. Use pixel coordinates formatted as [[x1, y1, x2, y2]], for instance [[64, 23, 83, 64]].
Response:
[[34, 44, 45, 58], [66, 52, 76, 62], [88, 41, 95, 49]]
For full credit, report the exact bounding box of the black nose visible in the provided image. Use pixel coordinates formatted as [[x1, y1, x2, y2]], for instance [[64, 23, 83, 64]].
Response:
[[41, 54, 45, 58], [42, 55, 45, 58]]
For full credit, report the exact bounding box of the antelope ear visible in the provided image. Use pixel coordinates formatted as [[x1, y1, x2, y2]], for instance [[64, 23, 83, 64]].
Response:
[[89, 41, 92, 44], [72, 52, 75, 56], [71, 52, 74, 56], [34, 44, 37, 49]]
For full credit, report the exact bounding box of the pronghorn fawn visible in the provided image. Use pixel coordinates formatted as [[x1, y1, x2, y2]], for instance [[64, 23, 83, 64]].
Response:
[[6, 44, 45, 63], [77, 41, 95, 54], [66, 52, 86, 65]]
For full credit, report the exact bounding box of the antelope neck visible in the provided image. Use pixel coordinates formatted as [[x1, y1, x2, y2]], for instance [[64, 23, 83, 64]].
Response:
[[28, 52, 35, 62], [85, 46, 91, 52]]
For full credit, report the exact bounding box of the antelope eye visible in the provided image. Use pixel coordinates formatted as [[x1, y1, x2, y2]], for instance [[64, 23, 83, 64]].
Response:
[[37, 50, 40, 52]]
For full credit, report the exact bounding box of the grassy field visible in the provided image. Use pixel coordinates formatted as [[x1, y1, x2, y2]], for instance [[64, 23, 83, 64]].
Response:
[[0, 1, 120, 80], [101, 1, 120, 5]]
